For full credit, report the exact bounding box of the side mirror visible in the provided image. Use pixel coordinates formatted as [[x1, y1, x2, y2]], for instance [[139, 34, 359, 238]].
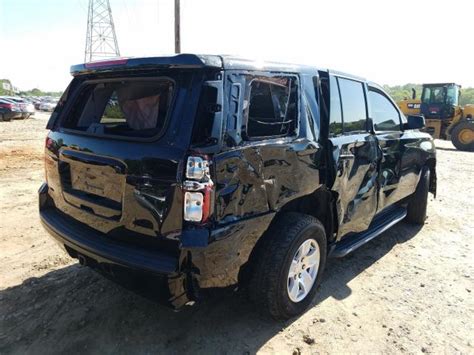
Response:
[[404, 115, 425, 130]]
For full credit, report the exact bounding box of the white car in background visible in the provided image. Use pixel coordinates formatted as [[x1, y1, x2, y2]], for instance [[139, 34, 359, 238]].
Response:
[[39, 99, 58, 112], [21, 98, 36, 116]]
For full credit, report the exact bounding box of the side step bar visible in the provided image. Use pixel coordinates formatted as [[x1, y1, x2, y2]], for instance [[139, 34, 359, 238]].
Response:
[[331, 207, 407, 258]]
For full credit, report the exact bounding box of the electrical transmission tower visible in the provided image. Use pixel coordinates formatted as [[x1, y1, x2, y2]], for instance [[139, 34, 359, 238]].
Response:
[[84, 0, 120, 62]]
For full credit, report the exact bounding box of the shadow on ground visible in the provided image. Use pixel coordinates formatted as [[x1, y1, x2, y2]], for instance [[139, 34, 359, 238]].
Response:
[[0, 222, 422, 354]]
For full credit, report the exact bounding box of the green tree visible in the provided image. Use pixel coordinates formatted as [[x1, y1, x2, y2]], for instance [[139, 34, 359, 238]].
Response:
[[0, 79, 14, 95], [459, 88, 474, 106], [384, 84, 474, 106]]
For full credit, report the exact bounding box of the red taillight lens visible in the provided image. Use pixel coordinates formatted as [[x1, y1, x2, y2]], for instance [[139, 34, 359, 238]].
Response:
[[44, 137, 52, 184], [45, 137, 54, 149], [0, 103, 13, 109]]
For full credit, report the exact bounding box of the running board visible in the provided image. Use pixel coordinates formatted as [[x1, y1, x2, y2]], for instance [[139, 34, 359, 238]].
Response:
[[330, 207, 407, 258]]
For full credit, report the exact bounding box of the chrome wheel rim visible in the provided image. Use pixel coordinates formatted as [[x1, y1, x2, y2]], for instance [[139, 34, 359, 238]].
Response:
[[287, 238, 320, 303]]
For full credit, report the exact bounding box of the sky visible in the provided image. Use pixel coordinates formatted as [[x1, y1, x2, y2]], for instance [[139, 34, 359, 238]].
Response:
[[0, 0, 473, 92]]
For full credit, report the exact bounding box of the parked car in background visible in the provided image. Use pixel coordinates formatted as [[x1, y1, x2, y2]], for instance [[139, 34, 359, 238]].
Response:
[[39, 99, 58, 112], [28, 98, 42, 109], [34, 99, 43, 110], [0, 96, 35, 119], [0, 98, 22, 121]]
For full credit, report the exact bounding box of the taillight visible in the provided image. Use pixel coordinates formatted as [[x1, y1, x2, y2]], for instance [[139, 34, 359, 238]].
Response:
[[44, 136, 53, 183], [183, 155, 213, 223], [45, 137, 54, 150], [0, 103, 13, 109]]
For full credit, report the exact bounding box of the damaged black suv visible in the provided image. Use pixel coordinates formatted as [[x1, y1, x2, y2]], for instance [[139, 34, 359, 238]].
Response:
[[39, 54, 436, 319]]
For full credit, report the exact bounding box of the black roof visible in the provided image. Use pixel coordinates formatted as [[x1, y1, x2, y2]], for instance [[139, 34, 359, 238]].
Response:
[[70, 54, 365, 82]]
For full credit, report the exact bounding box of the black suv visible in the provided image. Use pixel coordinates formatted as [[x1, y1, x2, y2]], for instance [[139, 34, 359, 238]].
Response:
[[39, 54, 436, 319]]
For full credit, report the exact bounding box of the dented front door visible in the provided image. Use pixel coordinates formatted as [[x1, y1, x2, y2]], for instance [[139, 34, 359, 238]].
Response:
[[330, 133, 379, 238]]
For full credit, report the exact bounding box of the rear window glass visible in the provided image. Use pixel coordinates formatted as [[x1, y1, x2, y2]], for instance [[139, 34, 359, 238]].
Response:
[[62, 79, 174, 138]]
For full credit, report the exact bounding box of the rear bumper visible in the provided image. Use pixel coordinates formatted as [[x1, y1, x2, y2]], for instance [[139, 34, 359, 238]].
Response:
[[39, 182, 275, 294], [39, 184, 178, 275]]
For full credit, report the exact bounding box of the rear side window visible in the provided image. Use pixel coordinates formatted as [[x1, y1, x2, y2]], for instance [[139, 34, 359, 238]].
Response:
[[338, 78, 367, 133], [245, 77, 297, 139], [368, 89, 401, 131], [62, 79, 174, 138]]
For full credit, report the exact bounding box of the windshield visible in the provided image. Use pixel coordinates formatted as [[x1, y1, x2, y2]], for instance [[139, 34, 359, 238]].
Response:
[[421, 85, 459, 106]]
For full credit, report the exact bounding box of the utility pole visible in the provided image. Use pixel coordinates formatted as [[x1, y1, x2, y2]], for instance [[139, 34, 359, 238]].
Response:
[[85, 0, 121, 62], [174, 0, 181, 54]]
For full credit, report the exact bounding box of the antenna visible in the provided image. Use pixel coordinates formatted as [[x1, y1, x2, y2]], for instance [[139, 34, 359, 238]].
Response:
[[84, 0, 120, 62]]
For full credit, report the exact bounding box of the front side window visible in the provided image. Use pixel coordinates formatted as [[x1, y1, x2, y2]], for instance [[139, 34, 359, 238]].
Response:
[[62, 79, 174, 138], [369, 89, 401, 131], [245, 77, 297, 139], [338, 78, 367, 133]]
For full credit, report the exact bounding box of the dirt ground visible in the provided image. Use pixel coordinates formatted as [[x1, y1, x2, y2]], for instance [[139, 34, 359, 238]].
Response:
[[0, 113, 473, 354]]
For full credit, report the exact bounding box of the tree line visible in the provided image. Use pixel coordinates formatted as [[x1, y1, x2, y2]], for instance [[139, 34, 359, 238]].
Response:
[[384, 84, 474, 106], [0, 79, 62, 97]]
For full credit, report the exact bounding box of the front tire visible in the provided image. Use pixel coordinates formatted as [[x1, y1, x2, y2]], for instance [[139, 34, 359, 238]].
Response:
[[248, 212, 327, 320], [406, 168, 430, 224]]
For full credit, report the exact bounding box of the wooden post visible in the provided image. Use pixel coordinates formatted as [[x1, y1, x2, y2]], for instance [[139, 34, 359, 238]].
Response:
[[174, 0, 181, 54]]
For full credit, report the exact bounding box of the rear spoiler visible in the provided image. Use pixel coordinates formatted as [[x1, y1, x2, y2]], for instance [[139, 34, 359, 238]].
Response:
[[70, 54, 223, 76]]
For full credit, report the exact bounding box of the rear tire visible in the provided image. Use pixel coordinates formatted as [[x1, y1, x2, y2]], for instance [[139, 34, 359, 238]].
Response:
[[248, 212, 327, 320], [406, 168, 430, 225], [451, 120, 474, 152], [2, 114, 11, 122]]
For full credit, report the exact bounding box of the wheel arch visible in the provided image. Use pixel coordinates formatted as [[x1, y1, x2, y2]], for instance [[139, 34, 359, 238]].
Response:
[[238, 187, 336, 285], [276, 187, 337, 244]]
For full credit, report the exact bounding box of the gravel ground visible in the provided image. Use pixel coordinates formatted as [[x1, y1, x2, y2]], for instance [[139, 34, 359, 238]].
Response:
[[0, 113, 473, 354]]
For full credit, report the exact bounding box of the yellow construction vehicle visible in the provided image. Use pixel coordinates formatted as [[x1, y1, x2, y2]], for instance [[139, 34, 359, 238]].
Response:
[[398, 83, 474, 151]]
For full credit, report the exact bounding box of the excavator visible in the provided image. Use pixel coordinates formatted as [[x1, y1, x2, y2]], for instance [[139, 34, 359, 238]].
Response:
[[397, 83, 474, 151]]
